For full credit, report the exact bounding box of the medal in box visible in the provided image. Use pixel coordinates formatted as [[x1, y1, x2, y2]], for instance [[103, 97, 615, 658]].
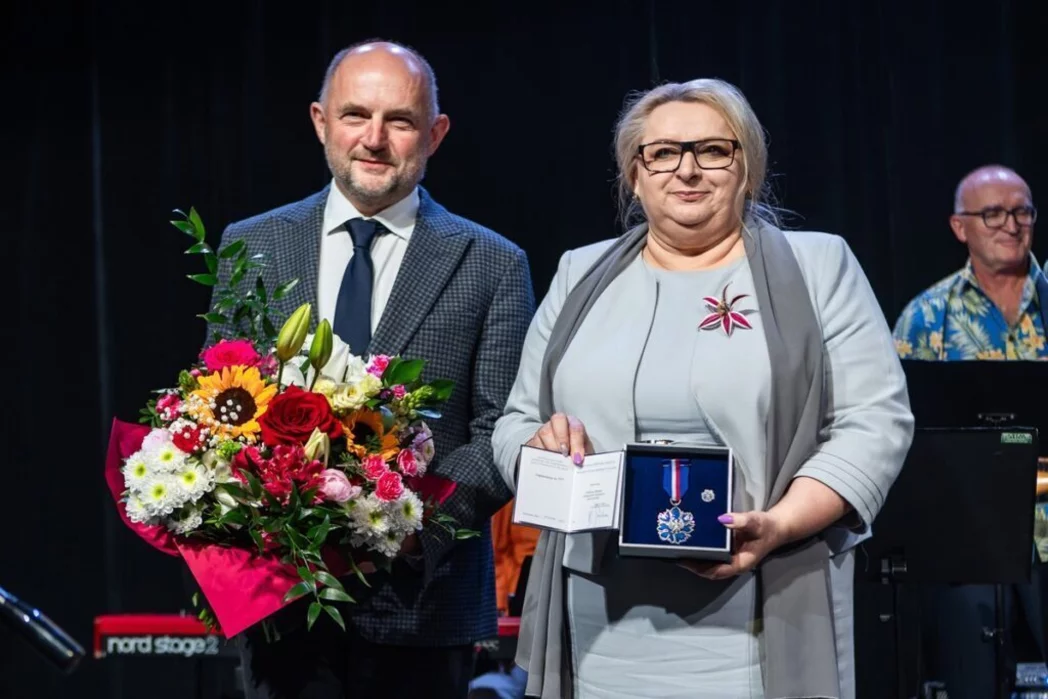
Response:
[[617, 442, 734, 561]]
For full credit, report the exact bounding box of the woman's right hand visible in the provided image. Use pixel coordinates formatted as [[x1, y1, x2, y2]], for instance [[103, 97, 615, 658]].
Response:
[[526, 412, 593, 465]]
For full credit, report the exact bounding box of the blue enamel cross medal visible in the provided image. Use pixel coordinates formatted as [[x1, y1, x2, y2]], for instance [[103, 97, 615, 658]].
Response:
[[657, 458, 696, 545]]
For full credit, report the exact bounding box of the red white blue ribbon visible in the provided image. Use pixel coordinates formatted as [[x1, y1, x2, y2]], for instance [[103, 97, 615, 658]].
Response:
[[662, 458, 690, 504]]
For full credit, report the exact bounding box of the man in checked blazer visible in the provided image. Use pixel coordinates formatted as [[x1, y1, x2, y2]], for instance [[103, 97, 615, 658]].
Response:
[[210, 40, 535, 699]]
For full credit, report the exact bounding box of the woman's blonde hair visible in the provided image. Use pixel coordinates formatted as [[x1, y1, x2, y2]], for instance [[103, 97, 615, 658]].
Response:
[[613, 78, 780, 231]]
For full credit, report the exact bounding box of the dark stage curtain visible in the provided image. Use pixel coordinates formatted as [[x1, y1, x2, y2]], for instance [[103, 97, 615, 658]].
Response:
[[4, 1, 1044, 697]]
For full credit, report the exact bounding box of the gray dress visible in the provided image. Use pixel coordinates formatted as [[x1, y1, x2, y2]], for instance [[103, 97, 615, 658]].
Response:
[[566, 257, 769, 699]]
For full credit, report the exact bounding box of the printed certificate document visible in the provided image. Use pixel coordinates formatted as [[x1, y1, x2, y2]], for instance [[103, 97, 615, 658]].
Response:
[[512, 446, 624, 532]]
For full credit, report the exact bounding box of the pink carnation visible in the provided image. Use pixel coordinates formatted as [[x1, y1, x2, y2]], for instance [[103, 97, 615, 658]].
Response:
[[201, 339, 260, 373], [392, 385, 407, 399], [156, 392, 182, 422], [396, 448, 419, 477], [255, 353, 279, 378], [375, 471, 404, 502], [366, 355, 391, 377], [362, 454, 389, 481]]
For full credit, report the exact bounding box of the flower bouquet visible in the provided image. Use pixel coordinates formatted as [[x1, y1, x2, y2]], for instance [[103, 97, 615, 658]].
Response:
[[104, 208, 466, 638]]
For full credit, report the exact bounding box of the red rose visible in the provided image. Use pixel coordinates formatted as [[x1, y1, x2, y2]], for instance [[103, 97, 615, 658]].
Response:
[[259, 386, 343, 447], [375, 471, 404, 502], [200, 339, 260, 373]]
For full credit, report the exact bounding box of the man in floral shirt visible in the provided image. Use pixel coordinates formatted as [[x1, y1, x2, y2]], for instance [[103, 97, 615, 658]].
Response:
[[894, 165, 1045, 360], [892, 164, 1045, 699]]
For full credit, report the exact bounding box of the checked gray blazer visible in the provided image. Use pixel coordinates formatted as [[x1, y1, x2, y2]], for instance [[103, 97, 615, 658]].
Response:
[[208, 184, 535, 645]]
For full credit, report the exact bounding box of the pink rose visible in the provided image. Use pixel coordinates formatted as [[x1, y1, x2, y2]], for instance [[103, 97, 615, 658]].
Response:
[[392, 385, 407, 399], [201, 339, 260, 373], [396, 448, 419, 477], [156, 393, 182, 422], [366, 355, 391, 377], [319, 469, 360, 503], [375, 471, 404, 502], [362, 454, 389, 481]]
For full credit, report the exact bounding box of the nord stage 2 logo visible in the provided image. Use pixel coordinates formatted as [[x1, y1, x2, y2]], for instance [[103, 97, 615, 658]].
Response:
[[102, 634, 223, 658]]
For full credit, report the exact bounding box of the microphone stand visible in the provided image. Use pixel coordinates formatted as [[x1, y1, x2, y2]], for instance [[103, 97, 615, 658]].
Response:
[[0, 584, 85, 674]]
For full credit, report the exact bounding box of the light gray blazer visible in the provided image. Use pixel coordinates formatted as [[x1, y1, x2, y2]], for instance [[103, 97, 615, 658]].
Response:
[[491, 229, 913, 675]]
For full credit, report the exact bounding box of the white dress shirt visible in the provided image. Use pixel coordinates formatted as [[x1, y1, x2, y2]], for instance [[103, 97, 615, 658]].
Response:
[[317, 180, 418, 334]]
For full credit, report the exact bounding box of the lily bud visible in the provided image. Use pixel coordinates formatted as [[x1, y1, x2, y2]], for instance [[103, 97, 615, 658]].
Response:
[[276, 303, 311, 362], [303, 427, 331, 467], [309, 320, 333, 374]]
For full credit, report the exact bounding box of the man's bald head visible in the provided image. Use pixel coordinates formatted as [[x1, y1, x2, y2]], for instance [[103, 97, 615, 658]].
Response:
[[954, 165, 1030, 213], [318, 40, 439, 123]]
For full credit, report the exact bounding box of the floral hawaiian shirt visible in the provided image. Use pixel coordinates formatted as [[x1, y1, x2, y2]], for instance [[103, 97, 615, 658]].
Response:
[[893, 257, 1048, 361]]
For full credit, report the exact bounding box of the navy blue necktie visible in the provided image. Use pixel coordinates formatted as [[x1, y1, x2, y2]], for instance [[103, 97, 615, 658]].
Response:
[[333, 218, 381, 356]]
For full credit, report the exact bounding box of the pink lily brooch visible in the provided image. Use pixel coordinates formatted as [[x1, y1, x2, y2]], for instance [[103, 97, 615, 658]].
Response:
[[699, 282, 754, 336]]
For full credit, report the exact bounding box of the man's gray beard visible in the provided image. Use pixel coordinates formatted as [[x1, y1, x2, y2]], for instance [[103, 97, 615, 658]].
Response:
[[329, 155, 427, 210]]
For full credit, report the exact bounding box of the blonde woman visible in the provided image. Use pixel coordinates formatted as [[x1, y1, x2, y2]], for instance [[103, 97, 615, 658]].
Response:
[[491, 79, 914, 699]]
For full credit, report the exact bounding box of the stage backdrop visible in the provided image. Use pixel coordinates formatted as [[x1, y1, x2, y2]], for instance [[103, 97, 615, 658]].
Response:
[[4, 0, 1044, 697]]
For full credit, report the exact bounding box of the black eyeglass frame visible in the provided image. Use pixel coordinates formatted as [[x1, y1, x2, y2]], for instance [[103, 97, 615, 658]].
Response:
[[636, 138, 742, 174], [955, 205, 1038, 229]]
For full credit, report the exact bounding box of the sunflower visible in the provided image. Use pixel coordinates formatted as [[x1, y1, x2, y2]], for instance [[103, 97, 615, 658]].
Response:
[[342, 408, 400, 462], [187, 365, 278, 443]]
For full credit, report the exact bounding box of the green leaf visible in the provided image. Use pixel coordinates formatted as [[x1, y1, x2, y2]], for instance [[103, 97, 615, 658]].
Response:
[[240, 469, 263, 499], [205, 253, 218, 276], [298, 549, 323, 565], [188, 207, 207, 242], [220, 239, 247, 259], [314, 570, 345, 592], [318, 588, 354, 603], [427, 379, 455, 402], [262, 316, 277, 341], [385, 358, 424, 386], [187, 273, 218, 286], [216, 508, 248, 527], [455, 528, 481, 540], [272, 279, 300, 301], [185, 241, 212, 255], [217, 296, 238, 311], [297, 566, 316, 585], [323, 605, 346, 631], [306, 518, 331, 545], [198, 312, 228, 325], [286, 527, 310, 551], [282, 581, 314, 603], [170, 214, 197, 238], [249, 529, 266, 554], [255, 275, 268, 305], [307, 602, 323, 630], [349, 556, 372, 588]]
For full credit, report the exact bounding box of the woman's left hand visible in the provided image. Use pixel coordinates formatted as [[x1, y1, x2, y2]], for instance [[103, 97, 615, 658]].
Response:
[[678, 511, 787, 580]]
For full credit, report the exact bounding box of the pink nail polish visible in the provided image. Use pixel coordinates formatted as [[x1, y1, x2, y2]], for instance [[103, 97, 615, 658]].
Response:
[[717, 514, 734, 524], [573, 452, 583, 466]]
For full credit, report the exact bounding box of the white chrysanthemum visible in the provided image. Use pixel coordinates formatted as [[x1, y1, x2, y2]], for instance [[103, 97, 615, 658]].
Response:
[[122, 452, 152, 490], [167, 505, 203, 534], [351, 493, 391, 536], [390, 491, 424, 532], [144, 439, 188, 474], [141, 475, 182, 518], [372, 528, 404, 558], [174, 462, 213, 502], [125, 495, 154, 525]]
